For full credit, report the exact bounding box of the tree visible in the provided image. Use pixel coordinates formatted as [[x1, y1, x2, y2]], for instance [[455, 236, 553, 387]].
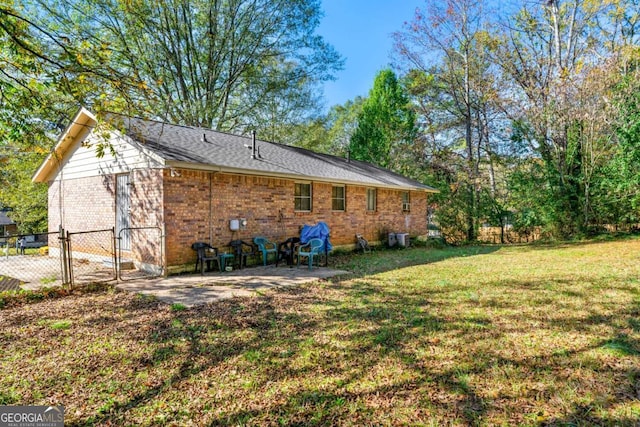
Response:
[[0, 85, 53, 233], [389, 0, 640, 240], [0, 3, 80, 232], [0, 0, 343, 230], [394, 0, 503, 241], [603, 49, 640, 228], [325, 97, 364, 157], [349, 69, 416, 171], [490, 0, 621, 237], [23, 0, 343, 134], [284, 97, 363, 157]]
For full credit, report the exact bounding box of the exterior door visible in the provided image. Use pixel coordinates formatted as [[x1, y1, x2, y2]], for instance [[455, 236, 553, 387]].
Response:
[[116, 174, 131, 251]]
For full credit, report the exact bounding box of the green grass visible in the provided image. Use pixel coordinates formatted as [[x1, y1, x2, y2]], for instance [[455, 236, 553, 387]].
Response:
[[0, 246, 40, 257], [39, 275, 58, 285], [170, 303, 187, 312], [1, 239, 640, 425], [49, 320, 72, 330]]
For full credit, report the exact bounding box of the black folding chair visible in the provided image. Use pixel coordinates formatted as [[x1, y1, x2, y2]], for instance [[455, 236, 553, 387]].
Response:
[[277, 237, 300, 266], [191, 242, 220, 274], [229, 239, 256, 269]]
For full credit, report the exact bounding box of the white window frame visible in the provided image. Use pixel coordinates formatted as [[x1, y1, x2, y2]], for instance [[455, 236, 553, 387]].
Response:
[[366, 188, 377, 212], [402, 191, 411, 212], [332, 185, 346, 211], [294, 182, 312, 212]]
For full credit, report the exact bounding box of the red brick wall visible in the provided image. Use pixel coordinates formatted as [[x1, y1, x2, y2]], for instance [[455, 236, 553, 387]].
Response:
[[47, 171, 165, 257], [48, 169, 431, 267], [164, 170, 430, 266], [48, 175, 116, 238], [128, 169, 164, 264]]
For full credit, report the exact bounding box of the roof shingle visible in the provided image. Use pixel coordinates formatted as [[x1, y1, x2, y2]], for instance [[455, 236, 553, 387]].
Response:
[[0, 210, 15, 226], [116, 115, 437, 192]]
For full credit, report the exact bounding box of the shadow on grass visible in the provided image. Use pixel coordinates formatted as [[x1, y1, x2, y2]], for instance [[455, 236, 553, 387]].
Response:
[[12, 241, 639, 426], [73, 289, 320, 426], [545, 404, 640, 427], [330, 245, 502, 281], [54, 272, 639, 426]]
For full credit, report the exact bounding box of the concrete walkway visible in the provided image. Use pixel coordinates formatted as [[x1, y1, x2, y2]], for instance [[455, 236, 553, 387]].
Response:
[[115, 265, 349, 307]]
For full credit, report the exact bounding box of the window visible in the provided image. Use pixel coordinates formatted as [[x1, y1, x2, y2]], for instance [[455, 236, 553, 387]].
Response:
[[332, 185, 345, 211], [366, 188, 377, 211], [295, 182, 312, 211], [402, 192, 411, 212]]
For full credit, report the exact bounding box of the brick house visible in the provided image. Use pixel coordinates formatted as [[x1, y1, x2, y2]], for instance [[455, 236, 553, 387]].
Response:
[[33, 108, 438, 272]]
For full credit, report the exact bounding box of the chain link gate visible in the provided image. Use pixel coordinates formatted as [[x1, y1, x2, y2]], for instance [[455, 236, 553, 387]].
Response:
[[66, 228, 117, 287], [117, 226, 164, 281], [2, 226, 163, 290]]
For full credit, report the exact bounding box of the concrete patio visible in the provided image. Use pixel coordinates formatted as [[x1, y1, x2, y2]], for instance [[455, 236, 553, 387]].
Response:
[[115, 264, 349, 307]]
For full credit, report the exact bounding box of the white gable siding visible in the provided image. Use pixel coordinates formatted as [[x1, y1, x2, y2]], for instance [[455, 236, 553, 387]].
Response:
[[53, 131, 165, 181]]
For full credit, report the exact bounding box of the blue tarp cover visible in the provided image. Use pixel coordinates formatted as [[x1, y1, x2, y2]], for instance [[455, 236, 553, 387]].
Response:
[[300, 221, 332, 252]]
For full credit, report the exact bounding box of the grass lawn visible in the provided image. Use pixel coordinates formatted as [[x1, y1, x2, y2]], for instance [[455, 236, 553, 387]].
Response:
[[1, 238, 639, 426]]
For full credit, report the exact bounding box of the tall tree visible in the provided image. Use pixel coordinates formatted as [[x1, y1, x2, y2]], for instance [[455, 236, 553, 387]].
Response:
[[326, 97, 364, 157], [604, 49, 640, 226], [490, 0, 640, 236], [0, 2, 79, 233], [349, 69, 416, 171], [394, 0, 501, 241], [0, 0, 342, 230], [288, 97, 364, 155], [24, 0, 343, 134]]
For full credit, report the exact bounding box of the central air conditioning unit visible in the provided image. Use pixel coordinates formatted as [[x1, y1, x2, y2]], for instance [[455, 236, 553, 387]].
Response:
[[396, 233, 409, 247]]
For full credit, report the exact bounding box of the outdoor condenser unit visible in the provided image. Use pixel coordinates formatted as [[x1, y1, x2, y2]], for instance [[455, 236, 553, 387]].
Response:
[[396, 233, 409, 247]]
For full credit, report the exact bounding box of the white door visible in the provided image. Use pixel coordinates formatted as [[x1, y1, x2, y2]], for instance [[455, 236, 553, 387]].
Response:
[[116, 174, 131, 251]]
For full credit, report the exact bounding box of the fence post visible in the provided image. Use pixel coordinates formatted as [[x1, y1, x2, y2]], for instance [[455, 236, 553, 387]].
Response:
[[66, 230, 74, 288], [59, 227, 70, 286], [112, 227, 119, 282], [117, 229, 122, 281]]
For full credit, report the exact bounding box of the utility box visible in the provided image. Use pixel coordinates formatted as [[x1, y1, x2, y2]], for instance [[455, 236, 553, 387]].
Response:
[[229, 219, 240, 231]]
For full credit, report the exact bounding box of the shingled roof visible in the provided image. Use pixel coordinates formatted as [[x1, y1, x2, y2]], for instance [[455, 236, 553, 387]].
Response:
[[0, 210, 15, 226], [116, 115, 437, 192]]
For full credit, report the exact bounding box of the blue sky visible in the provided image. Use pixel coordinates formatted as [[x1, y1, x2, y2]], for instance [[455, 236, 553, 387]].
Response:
[[317, 0, 419, 110]]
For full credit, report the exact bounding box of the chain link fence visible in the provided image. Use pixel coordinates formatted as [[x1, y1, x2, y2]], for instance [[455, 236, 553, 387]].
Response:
[[66, 229, 117, 286], [118, 227, 164, 281], [0, 226, 164, 291], [0, 232, 61, 292]]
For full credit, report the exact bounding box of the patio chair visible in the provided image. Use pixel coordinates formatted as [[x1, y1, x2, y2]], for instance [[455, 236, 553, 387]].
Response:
[[253, 236, 277, 266], [355, 234, 371, 253], [297, 238, 324, 270], [276, 237, 300, 267], [229, 239, 256, 269], [191, 242, 220, 274]]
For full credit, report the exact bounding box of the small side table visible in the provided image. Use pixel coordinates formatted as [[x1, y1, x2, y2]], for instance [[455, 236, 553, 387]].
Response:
[[218, 253, 235, 272]]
